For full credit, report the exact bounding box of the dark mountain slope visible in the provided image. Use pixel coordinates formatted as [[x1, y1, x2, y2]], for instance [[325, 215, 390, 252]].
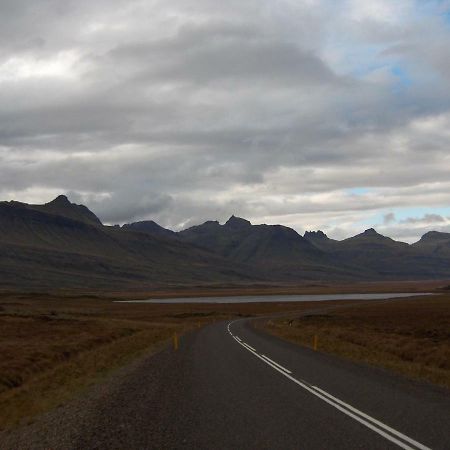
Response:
[[180, 216, 321, 262], [0, 200, 260, 290], [0, 202, 120, 258], [122, 221, 176, 238], [179, 216, 358, 280], [412, 231, 450, 257], [26, 195, 102, 226], [304, 230, 338, 251], [327, 229, 450, 279], [2, 195, 450, 289], [340, 228, 409, 250]]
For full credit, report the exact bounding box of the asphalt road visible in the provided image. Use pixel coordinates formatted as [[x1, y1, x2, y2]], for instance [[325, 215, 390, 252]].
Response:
[[3, 314, 450, 449]]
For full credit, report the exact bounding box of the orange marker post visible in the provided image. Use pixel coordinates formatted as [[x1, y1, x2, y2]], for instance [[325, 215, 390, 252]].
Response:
[[173, 333, 179, 351]]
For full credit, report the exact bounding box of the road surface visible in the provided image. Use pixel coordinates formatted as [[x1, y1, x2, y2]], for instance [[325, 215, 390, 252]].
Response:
[[3, 315, 450, 449]]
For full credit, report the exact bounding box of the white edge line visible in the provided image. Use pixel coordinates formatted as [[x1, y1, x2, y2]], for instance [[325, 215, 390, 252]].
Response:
[[227, 322, 429, 450], [235, 336, 242, 342], [242, 342, 256, 352], [260, 354, 292, 374], [310, 386, 430, 450], [238, 338, 419, 450]]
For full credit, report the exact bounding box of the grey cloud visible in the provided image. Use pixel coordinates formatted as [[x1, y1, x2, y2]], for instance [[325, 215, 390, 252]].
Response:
[[113, 33, 341, 87], [377, 223, 450, 244], [68, 189, 174, 224], [1, 0, 450, 241], [383, 212, 396, 224], [400, 214, 446, 225]]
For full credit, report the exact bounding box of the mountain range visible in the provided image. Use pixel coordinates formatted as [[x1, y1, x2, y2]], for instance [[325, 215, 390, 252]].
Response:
[[1, 195, 450, 290]]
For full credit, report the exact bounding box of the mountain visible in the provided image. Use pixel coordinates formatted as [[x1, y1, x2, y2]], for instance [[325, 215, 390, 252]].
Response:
[[179, 216, 356, 280], [180, 216, 319, 262], [122, 220, 176, 238], [0, 198, 259, 290], [340, 228, 409, 250], [1, 195, 450, 290], [412, 231, 450, 258], [303, 230, 337, 251], [25, 195, 102, 226], [325, 229, 450, 279]]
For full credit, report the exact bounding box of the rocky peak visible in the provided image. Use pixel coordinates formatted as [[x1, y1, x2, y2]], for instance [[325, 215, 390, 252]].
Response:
[[48, 195, 71, 206], [38, 195, 102, 226], [304, 230, 329, 240], [362, 228, 379, 236], [225, 215, 252, 228]]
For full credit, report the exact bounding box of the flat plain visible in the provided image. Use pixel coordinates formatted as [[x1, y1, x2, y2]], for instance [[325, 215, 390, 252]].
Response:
[[1, 280, 448, 432], [264, 292, 450, 388]]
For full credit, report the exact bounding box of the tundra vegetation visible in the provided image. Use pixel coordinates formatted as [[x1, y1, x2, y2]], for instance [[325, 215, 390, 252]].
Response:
[[264, 293, 450, 389], [0, 284, 448, 430]]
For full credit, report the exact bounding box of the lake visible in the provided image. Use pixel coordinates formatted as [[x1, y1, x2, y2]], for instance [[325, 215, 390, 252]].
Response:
[[116, 292, 431, 304]]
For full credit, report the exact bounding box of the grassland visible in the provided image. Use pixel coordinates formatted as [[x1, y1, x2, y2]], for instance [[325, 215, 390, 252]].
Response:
[[0, 290, 337, 430], [263, 293, 450, 389], [1, 283, 448, 430], [0, 292, 229, 430]]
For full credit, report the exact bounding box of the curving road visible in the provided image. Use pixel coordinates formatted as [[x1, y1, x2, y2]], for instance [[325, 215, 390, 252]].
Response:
[[4, 313, 450, 449]]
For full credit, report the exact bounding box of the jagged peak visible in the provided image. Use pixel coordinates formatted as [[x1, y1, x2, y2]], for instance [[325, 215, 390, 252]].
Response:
[[39, 194, 102, 225], [362, 228, 380, 236], [225, 215, 252, 228], [304, 230, 329, 240], [48, 194, 71, 206]]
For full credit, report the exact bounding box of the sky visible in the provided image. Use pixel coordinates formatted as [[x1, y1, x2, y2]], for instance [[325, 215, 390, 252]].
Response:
[[1, 0, 450, 242]]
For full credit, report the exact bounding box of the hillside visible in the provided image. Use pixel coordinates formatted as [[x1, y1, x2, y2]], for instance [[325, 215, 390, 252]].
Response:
[[122, 221, 177, 238], [0, 199, 259, 290], [323, 229, 450, 279], [412, 231, 450, 258], [178, 216, 357, 280], [303, 230, 338, 251], [1, 195, 450, 290]]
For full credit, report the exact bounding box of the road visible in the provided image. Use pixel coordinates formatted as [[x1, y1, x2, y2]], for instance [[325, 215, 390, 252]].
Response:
[[3, 314, 450, 449]]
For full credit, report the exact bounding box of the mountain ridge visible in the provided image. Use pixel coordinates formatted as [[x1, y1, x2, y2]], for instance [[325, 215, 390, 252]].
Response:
[[1, 195, 450, 290]]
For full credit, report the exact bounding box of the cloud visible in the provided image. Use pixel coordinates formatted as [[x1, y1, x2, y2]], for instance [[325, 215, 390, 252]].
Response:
[[383, 212, 396, 224], [401, 213, 446, 224], [0, 0, 450, 242]]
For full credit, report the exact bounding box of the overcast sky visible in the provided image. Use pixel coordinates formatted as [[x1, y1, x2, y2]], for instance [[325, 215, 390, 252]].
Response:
[[1, 0, 450, 242]]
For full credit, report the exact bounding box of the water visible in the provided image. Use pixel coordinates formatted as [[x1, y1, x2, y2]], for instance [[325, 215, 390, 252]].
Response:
[[116, 292, 431, 304]]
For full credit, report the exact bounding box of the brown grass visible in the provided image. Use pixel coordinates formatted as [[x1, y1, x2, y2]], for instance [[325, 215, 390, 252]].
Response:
[[0, 291, 342, 430], [263, 294, 450, 389], [0, 294, 232, 430], [1, 282, 448, 430], [1, 278, 444, 299]]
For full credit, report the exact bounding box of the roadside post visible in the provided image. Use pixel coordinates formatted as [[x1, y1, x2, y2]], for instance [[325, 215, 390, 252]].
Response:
[[173, 333, 179, 351]]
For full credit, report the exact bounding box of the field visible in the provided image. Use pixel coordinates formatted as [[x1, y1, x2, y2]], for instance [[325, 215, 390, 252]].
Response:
[[0, 293, 227, 430], [263, 293, 450, 389], [0, 290, 344, 430], [1, 282, 448, 430]]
